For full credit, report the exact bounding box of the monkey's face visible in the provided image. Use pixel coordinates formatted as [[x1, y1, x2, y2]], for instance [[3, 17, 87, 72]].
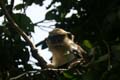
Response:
[[47, 34, 65, 43], [46, 28, 74, 45]]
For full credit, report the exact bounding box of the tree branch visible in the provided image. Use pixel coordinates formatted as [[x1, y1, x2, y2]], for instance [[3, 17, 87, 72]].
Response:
[[0, 0, 47, 68]]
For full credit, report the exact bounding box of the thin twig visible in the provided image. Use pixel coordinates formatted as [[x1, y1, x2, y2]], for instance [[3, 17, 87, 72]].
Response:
[[43, 68, 68, 71], [100, 40, 112, 80], [9, 71, 37, 80], [33, 20, 46, 25], [33, 20, 56, 25], [103, 40, 111, 71], [9, 69, 68, 80], [37, 24, 55, 28]]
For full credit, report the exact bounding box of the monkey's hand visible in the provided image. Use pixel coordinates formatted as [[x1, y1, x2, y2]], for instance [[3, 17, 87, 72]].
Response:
[[47, 64, 56, 68], [68, 59, 86, 69]]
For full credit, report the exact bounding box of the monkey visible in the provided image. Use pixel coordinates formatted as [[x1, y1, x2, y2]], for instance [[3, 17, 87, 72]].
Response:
[[46, 28, 86, 68]]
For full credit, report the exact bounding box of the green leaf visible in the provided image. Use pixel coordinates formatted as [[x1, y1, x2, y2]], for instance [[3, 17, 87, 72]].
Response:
[[0, 9, 3, 17], [111, 44, 120, 61], [45, 9, 58, 20], [95, 54, 109, 63], [82, 69, 97, 80], [14, 4, 25, 10], [60, 12, 66, 18], [83, 40, 93, 49], [23, 0, 33, 5], [13, 13, 34, 32], [34, 0, 43, 6], [63, 72, 74, 79]]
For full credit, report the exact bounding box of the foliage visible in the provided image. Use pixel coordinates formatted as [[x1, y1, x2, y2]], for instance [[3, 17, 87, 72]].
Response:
[[0, 0, 120, 80]]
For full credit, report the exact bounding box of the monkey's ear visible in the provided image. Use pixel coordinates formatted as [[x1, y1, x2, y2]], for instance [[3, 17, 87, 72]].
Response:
[[67, 33, 74, 41]]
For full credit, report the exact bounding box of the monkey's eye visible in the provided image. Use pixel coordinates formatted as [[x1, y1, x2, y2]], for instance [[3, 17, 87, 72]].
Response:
[[48, 35, 65, 43], [48, 35, 65, 39], [67, 33, 73, 40]]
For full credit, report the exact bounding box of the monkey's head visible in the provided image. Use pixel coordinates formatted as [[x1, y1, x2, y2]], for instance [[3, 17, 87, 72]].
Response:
[[46, 28, 74, 45]]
